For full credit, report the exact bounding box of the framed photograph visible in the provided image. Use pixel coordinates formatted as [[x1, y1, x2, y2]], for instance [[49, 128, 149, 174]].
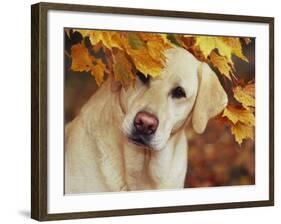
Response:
[[31, 2, 274, 221]]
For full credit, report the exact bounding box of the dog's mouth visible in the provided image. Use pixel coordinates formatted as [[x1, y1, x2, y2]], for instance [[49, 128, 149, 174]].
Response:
[[128, 133, 152, 149]]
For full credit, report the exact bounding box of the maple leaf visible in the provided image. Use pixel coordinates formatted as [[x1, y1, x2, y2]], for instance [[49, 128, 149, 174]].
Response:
[[75, 30, 172, 78], [195, 36, 248, 65], [127, 33, 145, 50], [195, 36, 217, 59], [222, 105, 255, 145], [221, 37, 248, 62], [222, 106, 255, 126], [70, 43, 106, 85], [70, 43, 93, 72], [233, 83, 255, 108], [209, 51, 235, 80], [146, 35, 171, 63], [68, 30, 256, 146], [176, 36, 206, 62], [74, 29, 123, 50], [122, 38, 164, 77], [138, 33, 172, 60], [243, 37, 252, 45], [123, 33, 171, 77], [230, 122, 254, 145], [112, 49, 135, 88], [179, 36, 196, 49], [90, 58, 107, 86]]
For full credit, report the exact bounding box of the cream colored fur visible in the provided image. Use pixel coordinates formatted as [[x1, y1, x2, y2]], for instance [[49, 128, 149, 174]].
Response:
[[65, 47, 228, 194]]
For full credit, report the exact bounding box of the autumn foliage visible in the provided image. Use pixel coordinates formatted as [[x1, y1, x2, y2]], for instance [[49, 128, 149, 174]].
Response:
[[65, 29, 255, 145]]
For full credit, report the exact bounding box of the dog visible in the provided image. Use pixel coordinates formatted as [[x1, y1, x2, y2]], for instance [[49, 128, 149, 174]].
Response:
[[65, 47, 228, 194]]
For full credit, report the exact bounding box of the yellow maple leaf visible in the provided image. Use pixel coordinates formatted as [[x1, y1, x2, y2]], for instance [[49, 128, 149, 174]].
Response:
[[90, 58, 107, 86], [129, 52, 163, 77], [70, 43, 106, 85], [70, 43, 93, 72], [209, 51, 234, 80], [230, 122, 254, 145], [68, 29, 256, 146], [95, 31, 124, 50], [123, 34, 170, 77], [126, 33, 172, 77], [221, 37, 248, 62], [233, 84, 255, 108], [195, 36, 248, 66], [222, 105, 255, 145], [127, 32, 146, 50], [195, 36, 217, 58], [74, 29, 123, 50], [75, 30, 172, 78], [112, 49, 135, 87], [222, 106, 255, 126], [115, 32, 171, 77], [146, 35, 172, 63]]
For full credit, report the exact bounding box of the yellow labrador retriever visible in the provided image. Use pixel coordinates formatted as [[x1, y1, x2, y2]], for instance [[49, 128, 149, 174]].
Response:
[[65, 47, 227, 194]]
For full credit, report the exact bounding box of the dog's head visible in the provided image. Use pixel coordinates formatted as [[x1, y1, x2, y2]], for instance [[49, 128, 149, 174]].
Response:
[[120, 47, 228, 151]]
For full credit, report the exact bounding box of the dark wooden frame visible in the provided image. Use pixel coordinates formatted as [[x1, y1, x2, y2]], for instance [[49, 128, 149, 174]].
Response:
[[31, 2, 274, 221]]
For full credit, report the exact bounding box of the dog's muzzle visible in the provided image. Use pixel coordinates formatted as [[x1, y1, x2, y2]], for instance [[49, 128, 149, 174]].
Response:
[[129, 111, 158, 147]]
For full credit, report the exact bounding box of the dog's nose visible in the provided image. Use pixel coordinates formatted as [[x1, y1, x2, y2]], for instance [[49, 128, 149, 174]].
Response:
[[134, 111, 159, 135]]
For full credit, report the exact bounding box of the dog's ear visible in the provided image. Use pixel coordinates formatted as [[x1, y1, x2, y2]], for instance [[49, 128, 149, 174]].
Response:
[[192, 63, 228, 134]]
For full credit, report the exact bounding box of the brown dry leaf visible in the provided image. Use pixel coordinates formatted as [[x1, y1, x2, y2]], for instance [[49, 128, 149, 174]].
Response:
[[70, 43, 93, 72], [233, 83, 255, 108], [230, 122, 254, 145], [243, 38, 252, 45], [92, 41, 104, 53], [177, 36, 206, 62], [209, 51, 234, 80], [222, 106, 255, 126], [180, 36, 196, 48], [112, 49, 135, 88]]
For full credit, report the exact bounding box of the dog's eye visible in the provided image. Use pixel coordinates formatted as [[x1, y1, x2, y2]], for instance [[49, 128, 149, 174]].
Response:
[[136, 71, 150, 84], [171, 86, 186, 99]]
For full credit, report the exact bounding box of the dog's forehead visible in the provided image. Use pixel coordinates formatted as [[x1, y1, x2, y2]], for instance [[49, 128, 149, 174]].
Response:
[[156, 47, 199, 85], [165, 47, 199, 69]]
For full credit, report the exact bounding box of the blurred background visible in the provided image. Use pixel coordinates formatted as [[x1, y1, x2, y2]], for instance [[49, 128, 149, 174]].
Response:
[[64, 30, 255, 188]]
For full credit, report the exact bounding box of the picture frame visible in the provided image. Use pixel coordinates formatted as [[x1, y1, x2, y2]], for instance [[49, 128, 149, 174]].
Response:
[[31, 2, 274, 221]]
